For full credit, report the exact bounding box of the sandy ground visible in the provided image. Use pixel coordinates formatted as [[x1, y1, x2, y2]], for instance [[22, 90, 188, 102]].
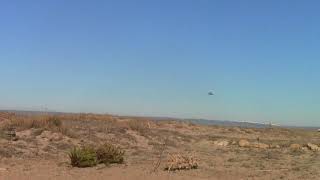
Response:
[[1, 113, 320, 179]]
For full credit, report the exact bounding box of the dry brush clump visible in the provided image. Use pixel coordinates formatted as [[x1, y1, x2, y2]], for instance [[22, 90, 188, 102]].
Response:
[[0, 114, 75, 138], [0, 112, 16, 121], [69, 146, 98, 168], [96, 143, 125, 165], [69, 143, 125, 168], [76, 113, 114, 121], [0, 115, 62, 130], [127, 119, 151, 135], [165, 153, 198, 171]]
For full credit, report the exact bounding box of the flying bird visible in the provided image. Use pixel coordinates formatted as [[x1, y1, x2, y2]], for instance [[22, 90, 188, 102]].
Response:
[[208, 90, 215, 96]]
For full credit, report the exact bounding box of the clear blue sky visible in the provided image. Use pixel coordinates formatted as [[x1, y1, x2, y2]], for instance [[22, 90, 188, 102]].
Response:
[[1, 0, 319, 126]]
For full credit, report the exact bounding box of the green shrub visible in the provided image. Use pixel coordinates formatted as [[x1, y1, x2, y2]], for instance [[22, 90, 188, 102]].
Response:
[[69, 146, 97, 167], [69, 143, 125, 167], [96, 143, 125, 165]]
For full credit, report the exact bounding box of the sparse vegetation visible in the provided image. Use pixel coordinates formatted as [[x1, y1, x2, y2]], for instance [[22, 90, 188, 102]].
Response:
[[69, 146, 98, 168], [127, 119, 150, 135], [96, 143, 125, 165], [69, 143, 124, 168], [47, 116, 62, 127], [165, 153, 198, 171], [1, 111, 320, 179], [0, 114, 76, 138], [0, 115, 62, 131]]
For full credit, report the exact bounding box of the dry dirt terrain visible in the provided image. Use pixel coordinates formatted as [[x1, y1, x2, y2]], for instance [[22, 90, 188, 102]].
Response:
[[0, 112, 320, 180]]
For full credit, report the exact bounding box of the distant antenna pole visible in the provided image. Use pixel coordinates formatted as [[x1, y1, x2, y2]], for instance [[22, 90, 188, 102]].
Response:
[[41, 105, 48, 115]]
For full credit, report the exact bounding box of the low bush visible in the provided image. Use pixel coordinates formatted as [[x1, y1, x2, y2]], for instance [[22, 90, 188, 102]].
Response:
[[127, 119, 150, 135], [69, 143, 125, 167], [96, 143, 125, 165], [0, 115, 63, 131], [69, 146, 98, 168], [46, 116, 62, 127], [165, 153, 198, 171]]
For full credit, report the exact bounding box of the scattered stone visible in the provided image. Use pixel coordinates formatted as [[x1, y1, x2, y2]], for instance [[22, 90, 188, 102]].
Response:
[[95, 163, 107, 170], [238, 139, 250, 147], [16, 129, 33, 138], [290, 144, 301, 150], [270, 144, 280, 149], [252, 143, 269, 149], [244, 129, 255, 134], [307, 143, 320, 151], [213, 140, 229, 146], [39, 131, 63, 141], [0, 168, 8, 171]]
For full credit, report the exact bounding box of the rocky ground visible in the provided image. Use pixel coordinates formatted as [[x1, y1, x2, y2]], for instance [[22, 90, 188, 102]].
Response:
[[0, 112, 320, 180]]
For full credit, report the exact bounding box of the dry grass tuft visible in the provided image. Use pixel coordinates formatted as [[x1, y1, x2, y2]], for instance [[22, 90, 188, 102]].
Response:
[[69, 143, 125, 168], [165, 153, 198, 171], [127, 119, 150, 135], [96, 143, 125, 165], [46, 116, 62, 127], [0, 112, 16, 121], [0, 114, 76, 138], [1, 115, 63, 130], [69, 146, 98, 168]]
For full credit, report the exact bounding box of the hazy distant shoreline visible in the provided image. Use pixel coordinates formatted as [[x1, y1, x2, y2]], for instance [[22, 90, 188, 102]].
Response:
[[1, 109, 318, 129]]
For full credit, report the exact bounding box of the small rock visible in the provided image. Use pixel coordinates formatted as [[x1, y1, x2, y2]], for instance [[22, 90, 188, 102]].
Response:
[[239, 139, 250, 147], [307, 143, 320, 151], [252, 143, 269, 149], [95, 163, 106, 170], [213, 140, 229, 146], [0, 168, 8, 171], [270, 144, 280, 149], [290, 144, 301, 150], [40, 131, 62, 141]]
